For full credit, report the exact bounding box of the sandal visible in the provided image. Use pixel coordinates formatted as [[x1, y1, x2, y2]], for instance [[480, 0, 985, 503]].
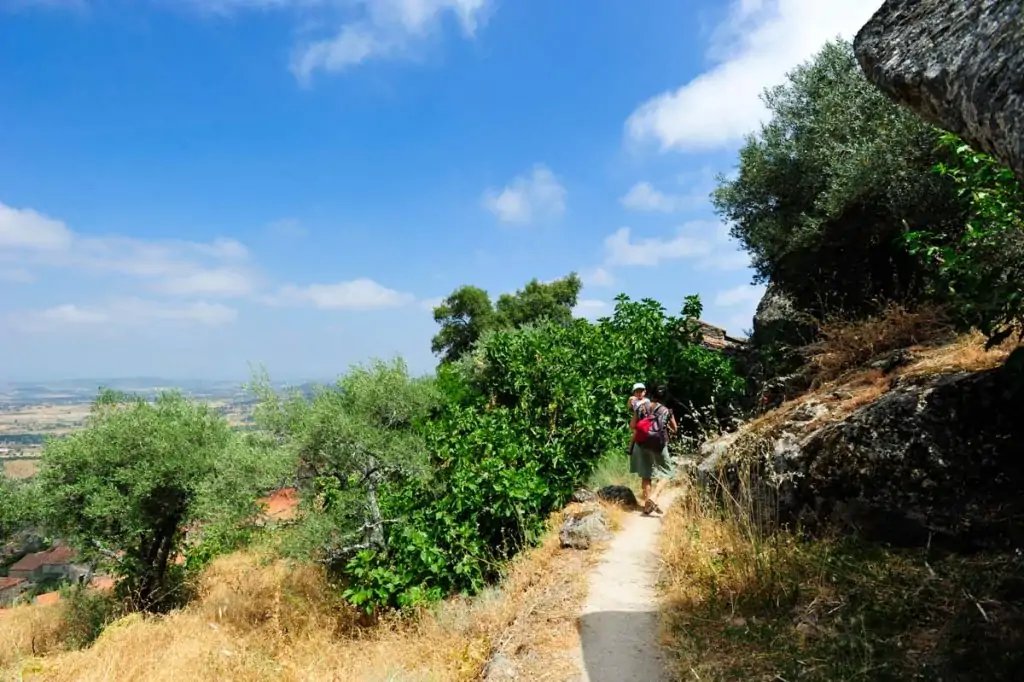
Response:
[[641, 499, 655, 516]]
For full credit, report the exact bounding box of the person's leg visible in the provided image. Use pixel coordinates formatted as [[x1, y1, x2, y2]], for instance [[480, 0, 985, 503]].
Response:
[[641, 477, 652, 504], [648, 445, 671, 512]]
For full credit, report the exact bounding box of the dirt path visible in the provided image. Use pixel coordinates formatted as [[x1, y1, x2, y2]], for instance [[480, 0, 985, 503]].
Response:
[[573, 489, 676, 682]]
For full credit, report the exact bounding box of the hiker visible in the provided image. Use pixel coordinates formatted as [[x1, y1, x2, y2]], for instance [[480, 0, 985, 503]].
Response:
[[630, 384, 676, 515], [626, 382, 649, 453]]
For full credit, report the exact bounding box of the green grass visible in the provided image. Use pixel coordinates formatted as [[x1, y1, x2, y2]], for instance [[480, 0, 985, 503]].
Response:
[[586, 449, 635, 491]]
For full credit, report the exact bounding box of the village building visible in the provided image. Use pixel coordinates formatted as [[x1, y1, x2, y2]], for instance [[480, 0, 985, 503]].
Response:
[[8, 544, 89, 583], [0, 576, 27, 606]]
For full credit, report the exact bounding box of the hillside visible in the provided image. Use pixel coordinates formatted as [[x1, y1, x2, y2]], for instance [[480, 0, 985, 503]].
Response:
[[659, 329, 1024, 680]]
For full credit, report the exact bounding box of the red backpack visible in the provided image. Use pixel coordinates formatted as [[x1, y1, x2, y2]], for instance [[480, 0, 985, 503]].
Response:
[[634, 405, 667, 448]]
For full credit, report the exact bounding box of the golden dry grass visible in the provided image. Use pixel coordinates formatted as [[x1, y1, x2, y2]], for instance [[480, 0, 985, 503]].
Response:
[[0, 602, 67, 670], [658, 332, 1024, 680], [2, 458, 39, 479], [1, 507, 598, 682], [808, 303, 953, 384], [730, 331, 1018, 468]]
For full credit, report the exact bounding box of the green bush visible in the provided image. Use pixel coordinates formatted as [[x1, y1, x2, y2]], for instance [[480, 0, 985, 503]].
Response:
[[60, 586, 123, 649], [335, 294, 743, 610], [907, 134, 1024, 346]]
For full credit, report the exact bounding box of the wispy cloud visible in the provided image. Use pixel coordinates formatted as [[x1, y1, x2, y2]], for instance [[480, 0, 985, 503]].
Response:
[[288, 0, 491, 83], [266, 278, 415, 310], [603, 226, 713, 267], [9, 299, 238, 333], [482, 164, 566, 225], [620, 181, 710, 213], [573, 298, 610, 320], [16, 0, 491, 82], [714, 283, 765, 307], [626, 0, 881, 152], [582, 267, 615, 288], [264, 217, 309, 239], [0, 201, 258, 298]]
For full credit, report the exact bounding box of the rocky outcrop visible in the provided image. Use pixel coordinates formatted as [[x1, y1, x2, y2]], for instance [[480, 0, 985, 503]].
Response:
[[700, 350, 1024, 550], [855, 0, 1024, 179], [751, 283, 817, 348]]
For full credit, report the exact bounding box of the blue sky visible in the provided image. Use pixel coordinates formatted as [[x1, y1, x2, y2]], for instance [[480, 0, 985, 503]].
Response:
[[0, 0, 881, 381]]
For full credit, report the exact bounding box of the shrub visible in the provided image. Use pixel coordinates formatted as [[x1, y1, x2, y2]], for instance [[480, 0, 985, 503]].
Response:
[[336, 294, 744, 610], [60, 587, 123, 649], [907, 134, 1024, 347]]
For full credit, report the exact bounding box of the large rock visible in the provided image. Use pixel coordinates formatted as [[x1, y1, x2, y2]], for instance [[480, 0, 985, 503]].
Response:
[[559, 505, 611, 550], [751, 283, 817, 348], [699, 353, 1024, 550], [855, 0, 1024, 180], [596, 485, 638, 509]]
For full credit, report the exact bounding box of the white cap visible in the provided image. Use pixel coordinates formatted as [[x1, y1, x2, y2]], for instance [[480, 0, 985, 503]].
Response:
[[631, 382, 645, 392]]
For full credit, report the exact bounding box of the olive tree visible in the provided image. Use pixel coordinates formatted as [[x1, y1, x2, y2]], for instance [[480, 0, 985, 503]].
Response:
[[714, 40, 965, 317], [36, 390, 287, 611]]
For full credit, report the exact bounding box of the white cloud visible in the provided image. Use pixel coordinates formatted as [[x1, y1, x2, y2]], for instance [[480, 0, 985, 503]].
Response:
[[289, 0, 490, 83], [482, 165, 566, 225], [603, 226, 712, 267], [620, 181, 710, 213], [626, 0, 882, 151], [714, 283, 766, 307], [0, 201, 257, 298], [0, 202, 73, 251], [269, 278, 415, 310], [573, 299, 610, 320], [10, 299, 237, 332], [155, 268, 256, 297], [22, 1, 490, 82]]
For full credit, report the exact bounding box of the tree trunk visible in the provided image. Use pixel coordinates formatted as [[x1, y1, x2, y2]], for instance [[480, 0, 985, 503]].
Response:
[[363, 457, 385, 549]]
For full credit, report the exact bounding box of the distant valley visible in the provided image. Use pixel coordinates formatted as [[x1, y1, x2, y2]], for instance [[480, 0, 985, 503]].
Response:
[[0, 378, 315, 478]]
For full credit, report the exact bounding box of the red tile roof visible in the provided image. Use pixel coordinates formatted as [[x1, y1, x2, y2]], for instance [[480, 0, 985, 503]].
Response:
[[9, 544, 77, 573], [88, 575, 116, 591], [0, 576, 25, 590]]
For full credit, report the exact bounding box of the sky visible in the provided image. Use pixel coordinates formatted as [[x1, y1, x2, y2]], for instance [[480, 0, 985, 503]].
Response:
[[0, 0, 883, 382]]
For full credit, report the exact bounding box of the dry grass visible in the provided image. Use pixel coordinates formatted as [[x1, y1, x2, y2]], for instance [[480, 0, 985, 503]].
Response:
[[0, 603, 67, 670], [808, 303, 953, 384], [2, 458, 39, 479], [659, 469, 1024, 680], [1, 508, 597, 682], [723, 331, 1019, 471]]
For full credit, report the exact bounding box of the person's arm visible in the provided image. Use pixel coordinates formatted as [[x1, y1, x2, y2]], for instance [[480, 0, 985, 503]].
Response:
[[667, 411, 678, 434]]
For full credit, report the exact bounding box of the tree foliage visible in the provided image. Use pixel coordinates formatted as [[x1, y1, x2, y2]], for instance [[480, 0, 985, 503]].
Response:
[[431, 273, 582, 363], [907, 134, 1024, 346], [0, 477, 34, 542], [714, 40, 964, 317], [325, 294, 743, 611], [251, 360, 440, 571], [35, 391, 288, 611]]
